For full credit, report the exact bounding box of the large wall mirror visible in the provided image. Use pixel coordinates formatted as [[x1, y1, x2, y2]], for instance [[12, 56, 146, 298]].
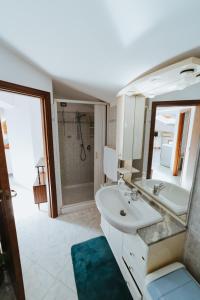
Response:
[[132, 99, 200, 225]]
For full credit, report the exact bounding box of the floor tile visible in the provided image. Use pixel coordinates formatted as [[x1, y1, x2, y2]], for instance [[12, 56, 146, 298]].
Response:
[[43, 281, 78, 300], [23, 263, 55, 300], [11, 181, 102, 299]]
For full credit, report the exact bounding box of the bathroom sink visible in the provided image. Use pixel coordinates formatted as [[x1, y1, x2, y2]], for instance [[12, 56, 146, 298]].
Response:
[[95, 185, 163, 234], [135, 179, 190, 215]]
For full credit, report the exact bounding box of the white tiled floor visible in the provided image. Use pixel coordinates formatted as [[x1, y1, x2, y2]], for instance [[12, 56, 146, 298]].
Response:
[[11, 182, 102, 300], [62, 183, 94, 205]]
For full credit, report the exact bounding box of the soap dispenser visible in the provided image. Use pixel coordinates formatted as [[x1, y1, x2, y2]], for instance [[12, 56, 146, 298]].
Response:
[[118, 174, 125, 189]]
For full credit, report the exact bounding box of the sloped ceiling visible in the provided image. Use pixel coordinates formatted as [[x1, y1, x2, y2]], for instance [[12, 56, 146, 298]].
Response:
[[0, 0, 200, 102]]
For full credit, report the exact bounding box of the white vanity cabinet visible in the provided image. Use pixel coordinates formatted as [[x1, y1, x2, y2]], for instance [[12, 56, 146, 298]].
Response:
[[101, 216, 185, 299], [122, 233, 148, 291], [101, 217, 142, 300], [101, 217, 123, 264], [116, 94, 145, 160]]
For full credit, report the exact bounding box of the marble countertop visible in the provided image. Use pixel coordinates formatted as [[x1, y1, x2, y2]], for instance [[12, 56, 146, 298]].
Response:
[[137, 199, 186, 245], [125, 180, 186, 245]]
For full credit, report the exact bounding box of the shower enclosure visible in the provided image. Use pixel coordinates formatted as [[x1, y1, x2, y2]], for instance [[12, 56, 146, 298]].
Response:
[[57, 103, 94, 205]]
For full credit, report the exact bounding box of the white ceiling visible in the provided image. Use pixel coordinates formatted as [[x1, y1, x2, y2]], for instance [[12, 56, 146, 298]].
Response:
[[0, 0, 200, 102]]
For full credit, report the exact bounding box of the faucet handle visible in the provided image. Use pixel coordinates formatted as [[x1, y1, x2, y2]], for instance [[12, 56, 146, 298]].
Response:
[[153, 182, 165, 195], [158, 182, 165, 190]]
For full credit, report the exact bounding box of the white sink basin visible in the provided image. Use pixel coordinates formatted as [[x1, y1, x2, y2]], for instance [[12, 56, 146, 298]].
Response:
[[136, 179, 190, 215], [95, 185, 163, 234]]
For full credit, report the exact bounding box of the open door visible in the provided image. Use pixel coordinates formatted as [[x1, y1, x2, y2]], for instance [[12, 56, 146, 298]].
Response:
[[173, 112, 185, 176], [94, 105, 106, 194], [0, 120, 25, 298]]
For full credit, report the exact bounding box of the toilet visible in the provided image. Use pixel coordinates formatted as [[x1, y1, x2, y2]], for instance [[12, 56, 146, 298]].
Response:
[[144, 262, 200, 300]]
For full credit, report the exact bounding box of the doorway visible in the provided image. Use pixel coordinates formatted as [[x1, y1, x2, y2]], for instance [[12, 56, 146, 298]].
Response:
[[0, 91, 49, 215], [0, 80, 57, 299], [0, 80, 57, 217], [58, 103, 95, 205], [56, 99, 106, 211]]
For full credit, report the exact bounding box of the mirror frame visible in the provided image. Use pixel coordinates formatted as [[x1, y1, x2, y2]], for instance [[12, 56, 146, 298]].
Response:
[[146, 99, 200, 225]]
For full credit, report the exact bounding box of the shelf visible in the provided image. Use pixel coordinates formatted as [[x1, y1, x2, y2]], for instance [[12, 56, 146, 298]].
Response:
[[117, 167, 140, 175]]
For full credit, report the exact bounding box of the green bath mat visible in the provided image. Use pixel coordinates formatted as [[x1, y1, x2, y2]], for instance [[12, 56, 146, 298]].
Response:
[[71, 236, 132, 300]]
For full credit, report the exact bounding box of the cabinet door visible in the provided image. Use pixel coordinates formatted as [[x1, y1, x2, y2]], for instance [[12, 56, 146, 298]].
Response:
[[121, 262, 142, 300], [101, 216, 110, 238], [108, 224, 123, 261], [116, 95, 125, 159], [116, 95, 135, 160], [116, 95, 145, 160], [132, 96, 145, 159]]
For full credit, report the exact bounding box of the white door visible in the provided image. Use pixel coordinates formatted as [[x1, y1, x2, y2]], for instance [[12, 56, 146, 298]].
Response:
[[94, 105, 106, 194]]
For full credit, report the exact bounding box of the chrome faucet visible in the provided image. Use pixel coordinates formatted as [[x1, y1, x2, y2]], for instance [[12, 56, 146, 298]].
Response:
[[124, 188, 140, 201], [153, 183, 165, 195]]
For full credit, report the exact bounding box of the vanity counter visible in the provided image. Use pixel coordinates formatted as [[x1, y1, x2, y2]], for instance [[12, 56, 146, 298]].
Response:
[[125, 180, 186, 245], [137, 201, 186, 245]]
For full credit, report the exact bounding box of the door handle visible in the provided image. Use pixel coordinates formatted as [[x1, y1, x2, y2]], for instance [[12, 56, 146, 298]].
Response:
[[0, 189, 17, 200], [10, 190, 17, 198]]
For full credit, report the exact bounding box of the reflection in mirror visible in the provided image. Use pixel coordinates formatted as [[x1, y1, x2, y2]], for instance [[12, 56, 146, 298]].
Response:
[[133, 101, 200, 225]]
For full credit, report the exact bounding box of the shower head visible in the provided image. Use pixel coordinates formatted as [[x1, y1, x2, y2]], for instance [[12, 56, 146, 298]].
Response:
[[76, 112, 86, 120]]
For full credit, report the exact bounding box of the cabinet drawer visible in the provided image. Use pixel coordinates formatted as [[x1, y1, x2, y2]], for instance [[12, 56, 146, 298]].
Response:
[[123, 233, 148, 266], [123, 246, 144, 290], [123, 243, 146, 275], [121, 260, 142, 300]]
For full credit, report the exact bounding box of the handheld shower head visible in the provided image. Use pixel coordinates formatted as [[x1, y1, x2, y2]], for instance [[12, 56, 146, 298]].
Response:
[[76, 112, 87, 161], [76, 112, 86, 121]]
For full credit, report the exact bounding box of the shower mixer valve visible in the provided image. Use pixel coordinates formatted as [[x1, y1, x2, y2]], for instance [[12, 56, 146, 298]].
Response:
[[87, 145, 91, 151]]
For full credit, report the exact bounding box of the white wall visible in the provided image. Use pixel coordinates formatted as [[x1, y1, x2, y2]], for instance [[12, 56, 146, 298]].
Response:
[[29, 101, 44, 163], [3, 93, 43, 188], [155, 120, 175, 133], [0, 42, 63, 212], [0, 108, 13, 174], [181, 106, 200, 190], [0, 43, 52, 92]]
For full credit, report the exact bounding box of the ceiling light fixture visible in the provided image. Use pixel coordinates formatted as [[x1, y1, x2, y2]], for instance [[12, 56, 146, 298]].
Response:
[[180, 68, 195, 75], [118, 57, 200, 98]]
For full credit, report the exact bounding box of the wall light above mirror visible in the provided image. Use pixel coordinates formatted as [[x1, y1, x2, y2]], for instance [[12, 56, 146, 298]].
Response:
[[118, 57, 200, 98]]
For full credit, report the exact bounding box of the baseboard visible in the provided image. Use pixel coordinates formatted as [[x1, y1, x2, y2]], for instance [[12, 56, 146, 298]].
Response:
[[61, 199, 96, 214]]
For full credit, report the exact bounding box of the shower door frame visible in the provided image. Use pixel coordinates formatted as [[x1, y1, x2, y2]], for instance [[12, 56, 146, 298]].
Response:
[[55, 98, 107, 211]]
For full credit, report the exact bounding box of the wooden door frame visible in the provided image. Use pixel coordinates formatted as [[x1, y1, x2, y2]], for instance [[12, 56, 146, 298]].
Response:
[[147, 99, 200, 179], [0, 80, 58, 218], [172, 112, 185, 176]]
